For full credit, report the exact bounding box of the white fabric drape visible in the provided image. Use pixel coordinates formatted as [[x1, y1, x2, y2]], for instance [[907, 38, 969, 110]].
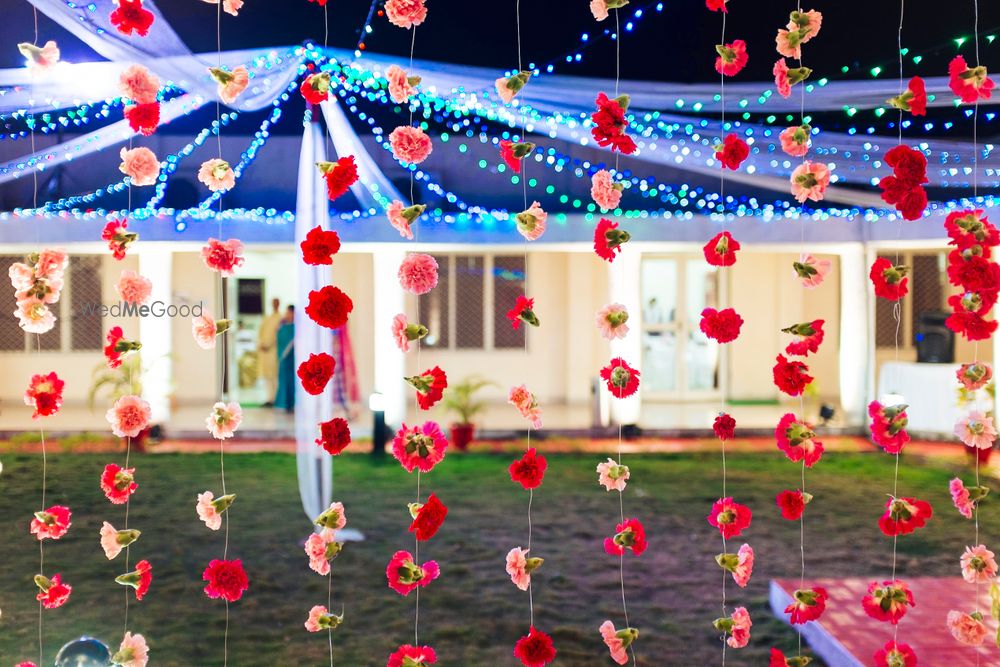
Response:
[[294, 115, 333, 524]]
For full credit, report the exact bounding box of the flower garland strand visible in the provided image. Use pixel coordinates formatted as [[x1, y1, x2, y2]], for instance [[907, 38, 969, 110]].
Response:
[[703, 0, 754, 660]]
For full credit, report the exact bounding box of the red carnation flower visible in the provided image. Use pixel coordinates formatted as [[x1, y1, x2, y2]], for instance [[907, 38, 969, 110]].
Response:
[[603, 517, 647, 556], [124, 102, 160, 136], [203, 558, 249, 602], [24, 371, 65, 419], [868, 401, 910, 454], [886, 145, 928, 184], [104, 326, 141, 370], [507, 295, 540, 329], [405, 366, 448, 410], [30, 505, 72, 541], [703, 231, 740, 267], [591, 92, 637, 154], [300, 72, 332, 104], [716, 133, 750, 170], [713, 413, 736, 441], [947, 252, 1000, 292], [305, 285, 354, 329], [878, 496, 933, 536], [707, 497, 752, 539], [869, 257, 909, 301], [783, 320, 824, 356], [775, 413, 824, 467], [600, 357, 641, 399], [110, 0, 155, 37], [509, 447, 547, 490], [117, 559, 153, 601], [202, 238, 245, 276], [387, 645, 437, 667], [873, 640, 917, 667], [715, 40, 749, 77], [946, 308, 999, 341], [594, 217, 630, 262], [706, 0, 728, 12], [784, 586, 827, 625], [101, 463, 137, 504], [514, 627, 556, 667], [409, 492, 448, 541], [861, 579, 914, 625], [316, 417, 351, 455], [498, 139, 535, 174], [776, 489, 808, 521], [769, 648, 793, 667], [772, 354, 813, 396], [298, 352, 336, 395], [318, 156, 358, 201], [949, 55, 994, 104], [888, 76, 927, 116], [945, 210, 1000, 250], [35, 573, 72, 609], [386, 550, 440, 596], [102, 219, 137, 260], [699, 307, 744, 344], [300, 226, 341, 265], [879, 145, 928, 221]]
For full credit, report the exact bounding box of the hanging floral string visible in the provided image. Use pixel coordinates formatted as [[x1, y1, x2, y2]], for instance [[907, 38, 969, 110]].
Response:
[[703, 0, 753, 660], [944, 0, 1000, 654]]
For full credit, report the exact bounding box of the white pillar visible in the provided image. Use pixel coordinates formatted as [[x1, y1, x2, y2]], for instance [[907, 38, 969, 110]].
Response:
[[139, 248, 172, 424], [838, 244, 871, 426], [609, 249, 642, 425], [373, 249, 407, 426]]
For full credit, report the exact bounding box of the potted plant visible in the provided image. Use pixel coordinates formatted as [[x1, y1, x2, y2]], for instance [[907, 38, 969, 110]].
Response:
[[442, 377, 492, 451], [88, 355, 149, 451]]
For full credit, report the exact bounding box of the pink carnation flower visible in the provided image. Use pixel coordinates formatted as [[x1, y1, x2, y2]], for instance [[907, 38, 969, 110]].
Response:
[[386, 550, 440, 596], [119, 64, 160, 104], [100, 521, 124, 559], [389, 125, 433, 164], [508, 384, 543, 429], [202, 238, 245, 276], [198, 158, 236, 192], [591, 169, 622, 209], [590, 0, 609, 21], [196, 491, 223, 531], [961, 544, 998, 583], [950, 478, 975, 519], [505, 546, 533, 591], [599, 620, 630, 665], [795, 253, 832, 288], [15, 297, 56, 334], [206, 401, 242, 440], [774, 59, 792, 98], [775, 29, 802, 59], [36, 248, 68, 279], [387, 64, 418, 103], [192, 313, 228, 350], [305, 605, 339, 632], [947, 610, 988, 646], [779, 125, 810, 157], [732, 543, 754, 588], [385, 0, 428, 29], [306, 531, 336, 576], [392, 422, 449, 473], [212, 65, 250, 104], [113, 632, 149, 667], [119, 147, 160, 186], [727, 607, 752, 648], [19, 40, 60, 72], [955, 410, 996, 449], [596, 457, 630, 492], [596, 303, 629, 340], [387, 200, 415, 240], [398, 253, 439, 295], [790, 161, 830, 203], [207, 0, 245, 17], [106, 394, 152, 438], [516, 201, 547, 241], [393, 313, 412, 352], [115, 270, 152, 305]]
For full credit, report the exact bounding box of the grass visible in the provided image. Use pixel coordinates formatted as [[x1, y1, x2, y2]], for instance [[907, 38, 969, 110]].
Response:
[[0, 448, 991, 666]]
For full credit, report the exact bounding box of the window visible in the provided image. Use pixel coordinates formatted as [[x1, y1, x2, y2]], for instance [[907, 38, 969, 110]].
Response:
[[0, 254, 104, 353], [416, 254, 526, 351], [874, 251, 946, 349]]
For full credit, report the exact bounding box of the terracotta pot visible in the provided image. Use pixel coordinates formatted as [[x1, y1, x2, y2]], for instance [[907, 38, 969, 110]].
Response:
[[450, 423, 476, 451]]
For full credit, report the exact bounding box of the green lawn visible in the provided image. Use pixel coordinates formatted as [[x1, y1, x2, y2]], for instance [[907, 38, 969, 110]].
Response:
[[0, 449, 990, 666]]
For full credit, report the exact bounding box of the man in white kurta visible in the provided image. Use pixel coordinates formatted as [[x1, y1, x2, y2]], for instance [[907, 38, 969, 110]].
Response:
[[258, 297, 283, 405]]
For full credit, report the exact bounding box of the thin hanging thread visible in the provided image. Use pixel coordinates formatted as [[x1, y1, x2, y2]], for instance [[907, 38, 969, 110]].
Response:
[[971, 3, 982, 664], [795, 7, 809, 656], [717, 10, 729, 666]]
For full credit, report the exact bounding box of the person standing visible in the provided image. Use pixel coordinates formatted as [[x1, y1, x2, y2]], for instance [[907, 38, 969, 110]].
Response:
[[273, 305, 296, 412], [258, 297, 282, 405]]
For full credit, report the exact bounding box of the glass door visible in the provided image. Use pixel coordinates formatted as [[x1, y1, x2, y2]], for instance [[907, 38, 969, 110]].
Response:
[[641, 255, 722, 400]]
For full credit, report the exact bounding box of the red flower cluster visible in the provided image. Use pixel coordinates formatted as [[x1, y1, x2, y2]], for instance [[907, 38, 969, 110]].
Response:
[[772, 354, 813, 396], [318, 156, 358, 201], [30, 505, 72, 541], [298, 352, 336, 395], [316, 417, 351, 455], [123, 102, 160, 136], [102, 219, 138, 260], [300, 72, 332, 104], [715, 134, 750, 170], [24, 371, 64, 419], [878, 145, 928, 221], [707, 497, 752, 539], [948, 55, 994, 104], [594, 218, 630, 262], [406, 366, 448, 410], [700, 307, 744, 344], [305, 285, 354, 329], [591, 92, 637, 154], [868, 401, 910, 454], [410, 492, 448, 541], [869, 257, 909, 301], [944, 211, 1000, 341], [101, 463, 137, 504], [202, 558, 249, 602], [600, 357, 641, 399], [715, 40, 749, 77], [878, 496, 933, 536], [775, 489, 808, 521], [514, 627, 557, 667], [509, 447, 547, 490], [603, 517, 648, 556], [507, 295, 540, 329], [713, 412, 736, 441], [300, 226, 341, 265], [110, 0, 154, 37], [785, 587, 828, 625], [783, 320, 824, 356], [35, 573, 72, 609], [704, 231, 740, 267], [861, 579, 914, 625]]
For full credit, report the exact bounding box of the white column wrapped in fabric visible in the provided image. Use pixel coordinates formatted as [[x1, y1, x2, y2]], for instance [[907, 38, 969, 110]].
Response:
[[294, 114, 334, 525], [608, 250, 643, 426], [837, 245, 871, 426]]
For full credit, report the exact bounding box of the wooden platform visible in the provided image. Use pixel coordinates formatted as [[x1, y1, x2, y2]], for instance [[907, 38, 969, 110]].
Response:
[[770, 577, 1000, 666]]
